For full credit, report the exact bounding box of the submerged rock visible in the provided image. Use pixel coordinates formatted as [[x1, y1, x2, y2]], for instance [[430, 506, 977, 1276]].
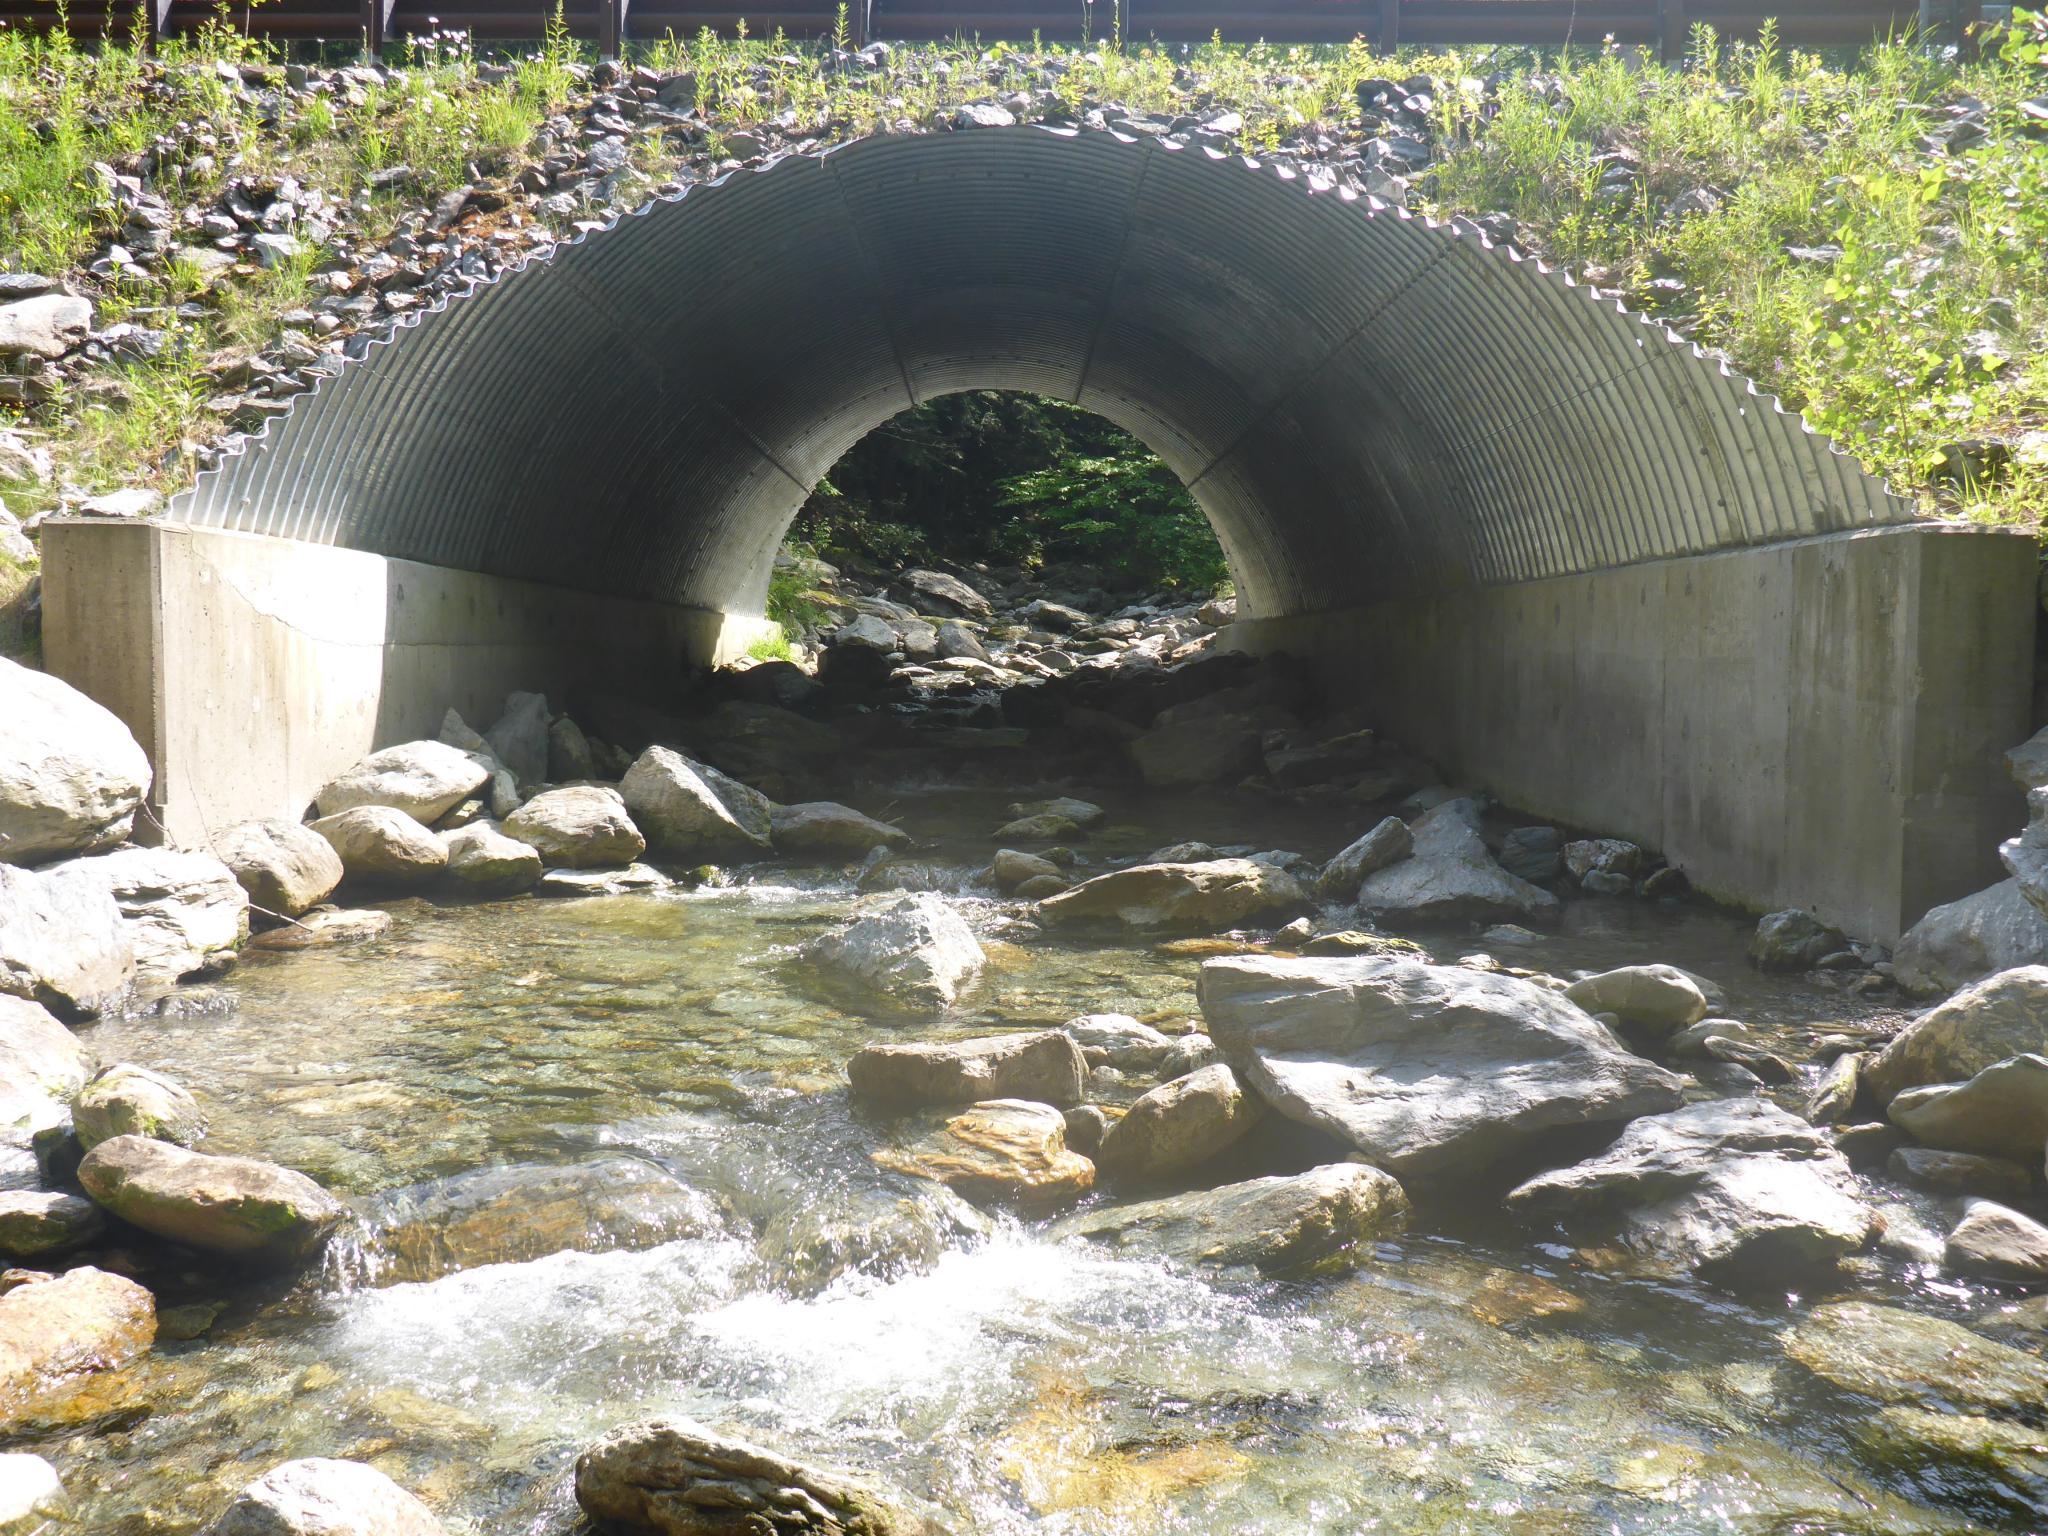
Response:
[[576, 1417, 914, 1536], [78, 1135, 347, 1263], [1782, 1300, 2048, 1417], [1056, 1162, 1409, 1274], [313, 740, 490, 825], [1095, 1063, 1262, 1181], [620, 746, 772, 858], [802, 893, 985, 1014], [247, 906, 393, 950], [1944, 1199, 2048, 1282], [1315, 816, 1411, 900], [1862, 965, 2048, 1103], [197, 1457, 446, 1535], [756, 1178, 992, 1295], [1037, 859, 1306, 932], [311, 806, 448, 887], [0, 656, 151, 866], [0, 860, 134, 1019], [1886, 1052, 2048, 1165], [354, 1157, 718, 1285], [503, 786, 646, 868], [1892, 878, 2048, 997], [1354, 800, 1558, 928], [214, 818, 344, 918], [872, 1099, 1094, 1213], [73, 1062, 204, 1150], [1506, 1099, 1877, 1279], [1200, 954, 1683, 1181], [770, 801, 911, 859], [847, 1030, 1085, 1109], [0, 1266, 154, 1432]]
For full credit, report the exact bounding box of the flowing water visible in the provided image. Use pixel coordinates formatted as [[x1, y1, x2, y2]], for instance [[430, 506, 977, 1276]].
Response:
[[47, 783, 2045, 1534]]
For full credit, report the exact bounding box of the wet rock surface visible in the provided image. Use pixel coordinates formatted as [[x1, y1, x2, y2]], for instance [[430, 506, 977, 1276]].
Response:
[[802, 892, 985, 1014], [847, 1030, 1085, 1109], [78, 1135, 346, 1262], [197, 1457, 446, 1535], [1038, 859, 1306, 931], [1354, 799, 1558, 928], [873, 1099, 1095, 1212], [0, 1266, 155, 1431]]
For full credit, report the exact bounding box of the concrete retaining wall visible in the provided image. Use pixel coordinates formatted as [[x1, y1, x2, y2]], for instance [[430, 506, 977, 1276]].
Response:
[[1223, 524, 2036, 942], [39, 520, 777, 850]]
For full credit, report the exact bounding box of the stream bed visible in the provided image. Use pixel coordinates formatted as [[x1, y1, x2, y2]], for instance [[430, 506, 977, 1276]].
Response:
[[49, 783, 2044, 1535]]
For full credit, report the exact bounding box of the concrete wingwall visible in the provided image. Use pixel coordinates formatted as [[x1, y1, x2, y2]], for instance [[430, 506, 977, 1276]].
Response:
[[1224, 524, 2037, 943], [39, 520, 777, 852]]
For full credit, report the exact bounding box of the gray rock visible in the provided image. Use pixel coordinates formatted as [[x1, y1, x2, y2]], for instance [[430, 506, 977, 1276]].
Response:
[[197, 1457, 446, 1535], [1887, 1145, 2035, 1201], [312, 740, 490, 824], [547, 715, 596, 782], [1750, 909, 1845, 972], [1562, 965, 1708, 1036], [214, 818, 343, 918], [0, 1190, 103, 1259], [1782, 1300, 2048, 1417], [1316, 816, 1412, 900], [1355, 800, 1559, 928], [993, 812, 1081, 841], [438, 823, 541, 894], [310, 806, 448, 887], [1199, 954, 1684, 1180], [1096, 1063, 1262, 1180], [1507, 1099, 1877, 1278], [55, 847, 246, 981], [73, 1062, 204, 1150], [0, 996, 94, 1178], [247, 906, 394, 950], [897, 568, 991, 617], [620, 746, 771, 858], [1887, 1052, 2048, 1165], [0, 861, 134, 1019], [1946, 1199, 2048, 1282], [1496, 825, 1563, 884], [801, 892, 985, 1013], [503, 786, 645, 868], [0, 656, 151, 866], [1893, 879, 2048, 997], [1863, 965, 2048, 1103], [870, 1098, 1094, 1212], [1059, 1013, 1175, 1068], [576, 1418, 913, 1536], [847, 1030, 1085, 1108], [1805, 1050, 1863, 1125], [482, 691, 550, 787], [1037, 859, 1307, 932], [0, 295, 92, 360], [1999, 785, 2048, 922], [935, 620, 988, 662], [536, 863, 672, 897], [1563, 838, 1640, 880], [78, 1135, 346, 1263], [2005, 724, 2048, 791], [991, 848, 1063, 892], [1006, 796, 1106, 829], [1018, 598, 1089, 631], [769, 801, 909, 859], [755, 1176, 991, 1294], [1055, 1163, 1409, 1274]]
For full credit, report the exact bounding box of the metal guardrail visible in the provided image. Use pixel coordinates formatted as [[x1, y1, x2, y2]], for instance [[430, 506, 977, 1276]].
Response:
[[0, 0, 1982, 59]]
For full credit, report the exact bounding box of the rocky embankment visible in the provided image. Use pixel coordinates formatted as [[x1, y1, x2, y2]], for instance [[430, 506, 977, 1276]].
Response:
[[5, 556, 2048, 1527]]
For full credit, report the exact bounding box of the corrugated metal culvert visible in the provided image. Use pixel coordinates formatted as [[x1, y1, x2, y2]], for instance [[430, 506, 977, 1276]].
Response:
[[172, 126, 1910, 621]]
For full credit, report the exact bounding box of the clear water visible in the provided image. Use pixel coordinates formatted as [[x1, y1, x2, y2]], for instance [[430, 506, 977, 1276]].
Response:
[[47, 784, 2042, 1535]]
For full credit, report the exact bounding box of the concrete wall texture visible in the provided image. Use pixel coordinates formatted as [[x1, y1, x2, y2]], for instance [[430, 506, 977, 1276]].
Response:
[[40, 520, 775, 851], [1225, 523, 2037, 942]]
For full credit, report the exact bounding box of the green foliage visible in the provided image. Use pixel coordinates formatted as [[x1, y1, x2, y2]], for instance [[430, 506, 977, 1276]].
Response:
[[745, 628, 796, 662], [994, 433, 1228, 590], [764, 541, 836, 638]]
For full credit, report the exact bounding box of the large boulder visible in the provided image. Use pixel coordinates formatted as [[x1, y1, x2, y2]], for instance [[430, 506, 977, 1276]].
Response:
[[1037, 859, 1306, 932], [0, 995, 92, 1187], [1886, 1052, 2048, 1165], [770, 802, 911, 859], [0, 658, 151, 867], [1505, 1099, 1878, 1279], [1944, 1199, 2048, 1282], [547, 715, 597, 783], [503, 786, 646, 869], [1095, 1063, 1262, 1181], [354, 1158, 717, 1286], [1316, 816, 1412, 900], [55, 847, 246, 982], [847, 1030, 1085, 1109], [78, 1135, 347, 1263], [1781, 1301, 2048, 1417], [1892, 878, 2048, 997], [0, 1191, 104, 1259], [214, 818, 343, 918], [310, 807, 448, 887], [0, 861, 134, 1018], [1354, 800, 1559, 928], [198, 1458, 446, 1535], [620, 747, 772, 858], [1749, 909, 1845, 971], [482, 691, 550, 788], [872, 1099, 1094, 1213], [801, 893, 985, 1014], [312, 741, 490, 825], [576, 1418, 913, 1536], [438, 824, 542, 895], [1561, 965, 1708, 1036], [0, 1266, 154, 1431], [1862, 966, 2048, 1104], [73, 1062, 204, 1150], [0, 295, 91, 361], [1198, 954, 1685, 1181], [1055, 1163, 1409, 1274], [896, 568, 991, 617]]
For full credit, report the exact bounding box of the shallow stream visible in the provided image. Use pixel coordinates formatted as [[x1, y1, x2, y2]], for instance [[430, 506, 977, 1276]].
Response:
[[52, 783, 2045, 1534]]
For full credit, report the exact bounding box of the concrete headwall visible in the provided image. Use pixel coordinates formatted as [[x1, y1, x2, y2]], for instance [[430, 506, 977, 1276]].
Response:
[[1224, 524, 2036, 942], [39, 520, 777, 850]]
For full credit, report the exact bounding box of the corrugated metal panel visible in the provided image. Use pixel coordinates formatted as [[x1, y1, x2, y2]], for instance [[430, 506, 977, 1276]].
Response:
[[172, 127, 1912, 620]]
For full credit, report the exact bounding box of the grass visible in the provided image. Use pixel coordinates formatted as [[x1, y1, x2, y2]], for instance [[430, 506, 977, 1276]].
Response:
[[0, 12, 2044, 560]]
